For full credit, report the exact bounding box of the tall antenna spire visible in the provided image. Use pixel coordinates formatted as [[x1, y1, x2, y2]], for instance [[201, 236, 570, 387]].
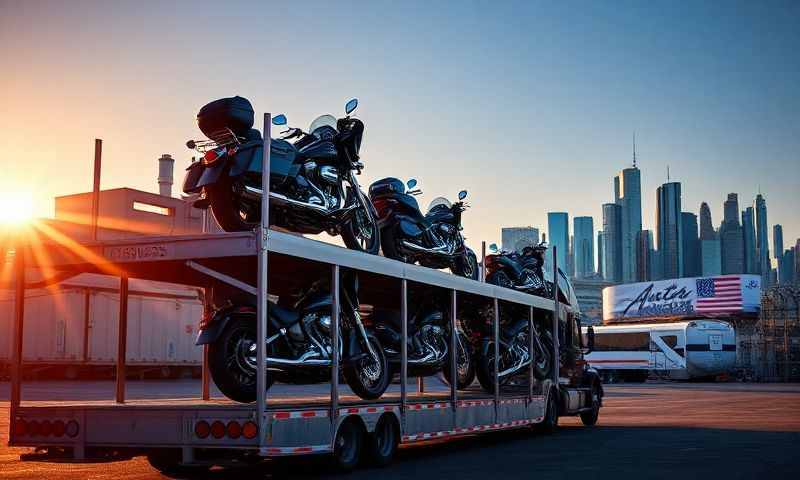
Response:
[[667, 165, 670, 182], [632, 131, 637, 168]]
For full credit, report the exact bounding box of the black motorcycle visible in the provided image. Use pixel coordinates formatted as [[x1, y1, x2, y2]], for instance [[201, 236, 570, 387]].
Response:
[[183, 96, 380, 254], [196, 272, 390, 403], [474, 309, 554, 394], [484, 242, 551, 297], [368, 178, 479, 279], [371, 290, 475, 389]]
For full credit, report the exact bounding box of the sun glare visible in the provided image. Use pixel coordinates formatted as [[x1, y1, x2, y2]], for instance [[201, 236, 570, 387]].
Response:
[[0, 191, 34, 226]]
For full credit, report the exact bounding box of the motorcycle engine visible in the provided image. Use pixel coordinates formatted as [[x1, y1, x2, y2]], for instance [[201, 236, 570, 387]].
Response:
[[301, 162, 341, 209]]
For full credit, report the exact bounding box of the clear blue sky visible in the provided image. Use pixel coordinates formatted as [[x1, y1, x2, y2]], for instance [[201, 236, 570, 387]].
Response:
[[1, 0, 798, 254]]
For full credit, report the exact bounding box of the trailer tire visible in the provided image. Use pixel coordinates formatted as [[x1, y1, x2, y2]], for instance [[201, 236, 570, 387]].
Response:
[[534, 388, 559, 434], [580, 383, 601, 426], [331, 419, 363, 472], [365, 414, 399, 467], [145, 449, 207, 476]]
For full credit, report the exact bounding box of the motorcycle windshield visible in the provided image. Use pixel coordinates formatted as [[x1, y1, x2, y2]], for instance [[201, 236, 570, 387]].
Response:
[[427, 197, 451, 213], [308, 114, 338, 138]]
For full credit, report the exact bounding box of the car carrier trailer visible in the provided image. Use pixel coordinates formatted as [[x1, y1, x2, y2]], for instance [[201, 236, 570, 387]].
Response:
[[6, 114, 602, 474]]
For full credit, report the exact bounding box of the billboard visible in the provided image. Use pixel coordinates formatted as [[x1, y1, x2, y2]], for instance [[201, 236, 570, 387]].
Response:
[[603, 274, 761, 322]]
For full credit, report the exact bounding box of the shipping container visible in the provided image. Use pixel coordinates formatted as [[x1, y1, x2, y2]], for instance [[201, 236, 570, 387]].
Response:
[[0, 273, 203, 371]]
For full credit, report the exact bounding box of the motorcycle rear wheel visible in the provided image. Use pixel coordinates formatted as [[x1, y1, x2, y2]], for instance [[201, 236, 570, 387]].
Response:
[[486, 270, 514, 288], [441, 330, 476, 390], [208, 314, 275, 403], [206, 175, 254, 232]]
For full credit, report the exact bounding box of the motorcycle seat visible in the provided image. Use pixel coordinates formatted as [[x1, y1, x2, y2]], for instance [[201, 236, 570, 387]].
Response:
[[297, 139, 337, 161], [269, 303, 300, 327]]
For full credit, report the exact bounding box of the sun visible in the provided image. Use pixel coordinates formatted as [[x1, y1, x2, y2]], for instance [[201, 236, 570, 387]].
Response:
[[0, 190, 34, 226]]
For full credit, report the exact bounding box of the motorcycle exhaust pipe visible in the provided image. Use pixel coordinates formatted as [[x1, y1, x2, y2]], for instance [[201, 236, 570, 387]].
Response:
[[400, 240, 455, 257], [243, 185, 359, 218]]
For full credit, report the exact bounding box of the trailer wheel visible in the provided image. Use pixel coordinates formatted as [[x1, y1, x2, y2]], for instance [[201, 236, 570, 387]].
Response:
[[580, 383, 601, 426], [331, 419, 363, 472], [145, 449, 206, 476], [365, 414, 399, 467], [534, 388, 559, 434]]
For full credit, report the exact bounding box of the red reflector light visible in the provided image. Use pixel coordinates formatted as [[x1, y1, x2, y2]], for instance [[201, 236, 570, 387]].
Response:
[[202, 147, 225, 166], [40, 420, 52, 436], [226, 421, 242, 439], [242, 421, 257, 440], [195, 420, 210, 439], [53, 420, 66, 437], [13, 419, 27, 437], [28, 420, 40, 436], [210, 421, 225, 439], [65, 420, 80, 438]]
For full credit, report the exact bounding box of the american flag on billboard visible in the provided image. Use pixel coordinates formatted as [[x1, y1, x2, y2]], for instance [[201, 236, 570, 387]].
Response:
[[695, 276, 742, 312]]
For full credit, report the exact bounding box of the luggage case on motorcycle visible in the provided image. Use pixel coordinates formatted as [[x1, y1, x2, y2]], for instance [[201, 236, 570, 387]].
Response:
[[197, 96, 255, 141], [368, 177, 406, 198]]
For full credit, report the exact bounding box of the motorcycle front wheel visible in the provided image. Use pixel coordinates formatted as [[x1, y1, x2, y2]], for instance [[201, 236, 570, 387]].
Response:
[[208, 314, 274, 403], [341, 195, 380, 255], [343, 335, 391, 400], [452, 249, 479, 280], [206, 174, 254, 232], [441, 330, 476, 390]]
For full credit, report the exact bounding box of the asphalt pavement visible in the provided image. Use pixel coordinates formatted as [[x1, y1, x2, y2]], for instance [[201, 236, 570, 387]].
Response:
[[1, 381, 799, 479]]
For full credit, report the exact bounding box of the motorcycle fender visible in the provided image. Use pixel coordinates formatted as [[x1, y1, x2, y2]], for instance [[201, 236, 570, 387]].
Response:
[[398, 217, 423, 238], [195, 161, 226, 189], [195, 306, 241, 345], [182, 162, 205, 194], [344, 330, 366, 360]]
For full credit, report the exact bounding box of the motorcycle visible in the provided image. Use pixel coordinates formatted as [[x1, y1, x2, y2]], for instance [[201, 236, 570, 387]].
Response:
[[484, 242, 551, 297], [183, 96, 380, 254], [368, 178, 479, 279], [371, 290, 475, 389], [474, 306, 554, 394], [195, 272, 390, 403]]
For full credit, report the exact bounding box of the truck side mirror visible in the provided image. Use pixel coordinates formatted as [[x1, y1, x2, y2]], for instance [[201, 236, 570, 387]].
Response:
[[586, 325, 595, 354]]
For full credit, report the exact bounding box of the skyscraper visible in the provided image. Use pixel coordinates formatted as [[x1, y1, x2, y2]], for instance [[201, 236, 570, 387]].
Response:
[[636, 230, 653, 281], [597, 231, 605, 280], [754, 194, 771, 285], [547, 212, 569, 273], [701, 238, 722, 276], [681, 212, 700, 277], [742, 207, 757, 273], [699, 202, 715, 241], [613, 137, 642, 283], [601, 203, 622, 283], [501, 227, 539, 253], [773, 224, 784, 282], [656, 182, 683, 279], [572, 216, 594, 278], [720, 193, 744, 274]]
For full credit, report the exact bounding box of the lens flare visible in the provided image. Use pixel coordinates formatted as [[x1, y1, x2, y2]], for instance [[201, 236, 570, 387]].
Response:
[[0, 191, 34, 226]]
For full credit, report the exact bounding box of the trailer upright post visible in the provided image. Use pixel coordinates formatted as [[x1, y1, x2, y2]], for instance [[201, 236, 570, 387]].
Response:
[[256, 112, 272, 454], [9, 244, 26, 438], [115, 274, 128, 403], [493, 297, 500, 421], [551, 246, 560, 385], [330, 264, 340, 441], [528, 305, 534, 402], [450, 289, 457, 420], [400, 279, 408, 420]]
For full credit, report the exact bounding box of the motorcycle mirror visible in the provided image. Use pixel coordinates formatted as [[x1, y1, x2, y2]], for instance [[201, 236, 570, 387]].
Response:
[[272, 114, 287, 126], [489, 243, 499, 253], [185, 140, 196, 149], [407, 179, 418, 189], [345, 98, 358, 115], [458, 190, 468, 200]]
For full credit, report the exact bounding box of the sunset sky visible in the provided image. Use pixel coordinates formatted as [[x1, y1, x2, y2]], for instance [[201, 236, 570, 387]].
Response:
[[1, 0, 798, 251]]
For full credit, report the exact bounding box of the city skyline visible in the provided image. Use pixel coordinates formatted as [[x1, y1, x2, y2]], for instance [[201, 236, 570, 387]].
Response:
[[1, 1, 798, 253]]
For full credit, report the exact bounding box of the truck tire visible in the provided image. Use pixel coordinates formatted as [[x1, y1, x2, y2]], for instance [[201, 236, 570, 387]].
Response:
[[365, 414, 399, 467], [580, 383, 601, 426], [331, 419, 363, 472], [534, 388, 559, 434], [145, 449, 207, 476]]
